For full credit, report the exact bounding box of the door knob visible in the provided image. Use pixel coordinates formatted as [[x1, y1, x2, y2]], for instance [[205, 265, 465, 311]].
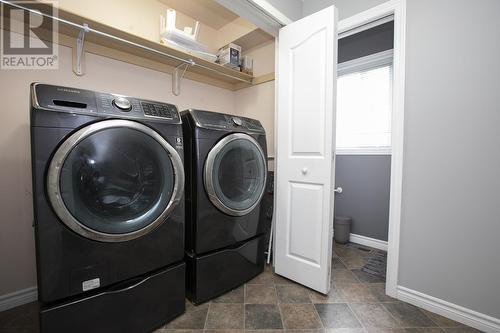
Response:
[[334, 186, 343, 194], [301, 167, 308, 175]]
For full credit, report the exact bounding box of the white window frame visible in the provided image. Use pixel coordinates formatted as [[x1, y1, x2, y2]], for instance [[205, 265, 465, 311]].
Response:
[[336, 147, 392, 155], [336, 49, 394, 155]]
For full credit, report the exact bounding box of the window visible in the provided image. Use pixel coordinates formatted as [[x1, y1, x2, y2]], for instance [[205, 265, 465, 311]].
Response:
[[336, 51, 393, 154]]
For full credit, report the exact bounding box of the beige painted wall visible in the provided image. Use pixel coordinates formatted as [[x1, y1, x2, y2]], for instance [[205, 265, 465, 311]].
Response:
[[0, 42, 235, 296], [235, 81, 275, 170], [236, 41, 276, 170], [243, 40, 275, 77]]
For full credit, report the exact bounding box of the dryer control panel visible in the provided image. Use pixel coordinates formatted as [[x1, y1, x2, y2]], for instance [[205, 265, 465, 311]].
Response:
[[33, 84, 181, 124], [188, 109, 265, 133]]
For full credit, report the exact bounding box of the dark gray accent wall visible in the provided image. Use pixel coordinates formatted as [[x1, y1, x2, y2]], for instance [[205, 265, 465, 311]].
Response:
[[333, 23, 394, 242], [334, 155, 391, 241], [338, 21, 394, 63]]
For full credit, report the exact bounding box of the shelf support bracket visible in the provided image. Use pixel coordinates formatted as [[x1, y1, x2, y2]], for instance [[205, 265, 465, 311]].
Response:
[[73, 23, 89, 76], [172, 60, 194, 96]]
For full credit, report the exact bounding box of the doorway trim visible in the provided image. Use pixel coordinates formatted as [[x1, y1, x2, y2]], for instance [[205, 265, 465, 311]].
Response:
[[338, 0, 407, 298]]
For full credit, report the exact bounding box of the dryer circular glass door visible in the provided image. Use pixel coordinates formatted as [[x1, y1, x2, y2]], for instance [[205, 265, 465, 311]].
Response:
[[47, 119, 184, 242], [204, 133, 267, 216]]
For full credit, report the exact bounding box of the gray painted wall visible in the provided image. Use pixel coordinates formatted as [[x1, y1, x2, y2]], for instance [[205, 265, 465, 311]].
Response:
[[302, 0, 389, 19], [303, 0, 500, 320], [334, 155, 391, 241], [400, 0, 500, 319]]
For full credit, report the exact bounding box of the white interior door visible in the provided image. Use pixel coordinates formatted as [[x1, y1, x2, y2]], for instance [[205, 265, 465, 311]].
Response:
[[274, 5, 338, 294]]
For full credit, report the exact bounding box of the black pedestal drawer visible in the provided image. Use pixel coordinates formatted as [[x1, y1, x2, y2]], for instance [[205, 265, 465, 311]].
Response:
[[186, 235, 265, 304], [40, 262, 185, 333]]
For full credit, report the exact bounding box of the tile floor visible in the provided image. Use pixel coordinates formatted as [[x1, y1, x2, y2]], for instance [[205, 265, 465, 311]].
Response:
[[158, 242, 482, 333], [0, 242, 483, 333]]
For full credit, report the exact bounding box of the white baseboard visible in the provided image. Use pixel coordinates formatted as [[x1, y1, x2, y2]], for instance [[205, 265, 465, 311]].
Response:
[[397, 286, 500, 333], [0, 287, 38, 312], [349, 233, 388, 251]]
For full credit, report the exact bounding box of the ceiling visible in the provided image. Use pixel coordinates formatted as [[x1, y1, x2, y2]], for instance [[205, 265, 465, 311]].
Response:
[[158, 0, 239, 30], [234, 28, 274, 51]]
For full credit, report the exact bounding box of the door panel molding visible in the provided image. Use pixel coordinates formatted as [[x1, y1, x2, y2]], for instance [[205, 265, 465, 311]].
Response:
[[287, 181, 324, 265], [289, 27, 327, 157]]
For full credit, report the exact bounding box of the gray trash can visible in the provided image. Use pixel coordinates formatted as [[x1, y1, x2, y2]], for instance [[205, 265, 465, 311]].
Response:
[[334, 216, 351, 244]]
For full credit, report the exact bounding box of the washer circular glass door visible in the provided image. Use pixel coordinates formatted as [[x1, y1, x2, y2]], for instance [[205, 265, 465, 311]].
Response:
[[204, 133, 267, 216], [47, 119, 184, 242]]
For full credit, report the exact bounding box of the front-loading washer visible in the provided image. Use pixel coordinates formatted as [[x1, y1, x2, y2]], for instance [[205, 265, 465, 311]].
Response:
[[31, 83, 186, 332]]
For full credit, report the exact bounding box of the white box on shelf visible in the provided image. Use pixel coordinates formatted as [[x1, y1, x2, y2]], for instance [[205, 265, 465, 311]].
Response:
[[217, 43, 242, 69]]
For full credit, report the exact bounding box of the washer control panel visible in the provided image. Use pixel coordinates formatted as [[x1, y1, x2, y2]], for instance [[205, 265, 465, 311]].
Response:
[[97, 92, 180, 123], [32, 84, 181, 124]]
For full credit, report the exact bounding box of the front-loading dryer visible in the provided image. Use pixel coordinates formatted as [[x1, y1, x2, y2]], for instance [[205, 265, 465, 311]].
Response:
[[31, 83, 185, 332], [181, 109, 269, 303]]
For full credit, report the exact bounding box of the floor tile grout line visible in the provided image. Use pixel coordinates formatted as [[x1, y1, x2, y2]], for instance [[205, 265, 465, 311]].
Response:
[[203, 302, 210, 331], [244, 280, 285, 330], [243, 283, 246, 330], [311, 302, 326, 330], [274, 284, 286, 330], [210, 302, 246, 304], [346, 302, 367, 331], [307, 284, 326, 330], [242, 287, 246, 331], [276, 296, 287, 330], [380, 301, 408, 329]]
